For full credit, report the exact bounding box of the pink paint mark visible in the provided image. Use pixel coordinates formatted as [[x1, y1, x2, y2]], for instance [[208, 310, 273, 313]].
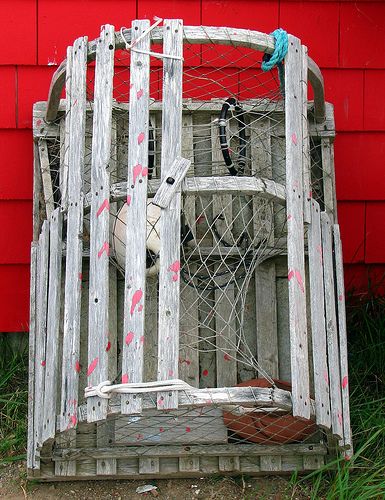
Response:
[[130, 289, 143, 315], [36, 119, 42, 126], [317, 245, 323, 264], [141, 167, 148, 178], [169, 260, 181, 282], [78, 272, 83, 281], [157, 398, 164, 406], [137, 88, 144, 100], [338, 412, 343, 425], [172, 274, 178, 282], [224, 353, 231, 361], [342, 376, 348, 389], [186, 426, 191, 433], [196, 216, 205, 225], [291, 132, 298, 145], [288, 269, 295, 282], [295, 270, 305, 293], [106, 341, 111, 352], [136, 433, 143, 441], [179, 358, 191, 366], [139, 335, 145, 344], [287, 214, 292, 221], [137, 132, 145, 145], [324, 371, 329, 385], [96, 198, 110, 217], [202, 369, 209, 377], [344, 455, 351, 462], [122, 373, 129, 384], [168, 369, 174, 377], [130, 83, 134, 90], [87, 357, 99, 377], [159, 427, 165, 433], [97, 241, 110, 259], [126, 194, 132, 206], [41, 360, 46, 367], [133, 163, 142, 185], [125, 331, 134, 346], [138, 304, 143, 313], [339, 294, 344, 302], [75, 360, 81, 373], [71, 415, 77, 427], [308, 190, 313, 198]]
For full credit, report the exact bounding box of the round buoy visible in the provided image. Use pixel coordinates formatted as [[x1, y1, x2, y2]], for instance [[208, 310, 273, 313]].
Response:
[[223, 379, 317, 444]]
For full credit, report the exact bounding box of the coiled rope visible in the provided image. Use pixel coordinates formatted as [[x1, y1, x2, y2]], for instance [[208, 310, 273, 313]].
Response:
[[262, 28, 288, 97]]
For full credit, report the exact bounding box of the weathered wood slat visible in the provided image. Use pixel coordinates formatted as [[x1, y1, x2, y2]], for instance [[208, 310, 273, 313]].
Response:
[[321, 139, 337, 222], [121, 19, 151, 415], [333, 224, 353, 454], [320, 212, 343, 439], [285, 35, 310, 418], [87, 24, 115, 424], [153, 156, 191, 209], [308, 201, 331, 429], [34, 221, 50, 450], [301, 46, 311, 224], [157, 19, 184, 410], [60, 47, 72, 211], [27, 243, 38, 470], [42, 209, 63, 444], [60, 37, 88, 432], [38, 139, 55, 218]]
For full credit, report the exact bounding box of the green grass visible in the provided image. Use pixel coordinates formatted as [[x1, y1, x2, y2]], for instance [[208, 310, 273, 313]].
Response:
[[0, 335, 28, 461]]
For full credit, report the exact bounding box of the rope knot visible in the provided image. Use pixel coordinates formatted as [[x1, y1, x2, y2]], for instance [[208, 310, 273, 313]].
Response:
[[262, 28, 289, 72]]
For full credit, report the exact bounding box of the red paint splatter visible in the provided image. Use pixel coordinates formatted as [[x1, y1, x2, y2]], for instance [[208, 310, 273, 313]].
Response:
[[125, 331, 134, 345], [202, 369, 209, 377], [126, 194, 132, 206], [342, 376, 348, 389], [96, 198, 110, 217], [133, 164, 142, 185], [138, 304, 143, 313], [185, 426, 191, 433], [87, 357, 99, 377], [338, 412, 342, 425], [169, 260, 181, 282], [157, 398, 164, 406], [324, 371, 329, 385], [291, 133, 297, 145], [344, 455, 351, 462], [159, 427, 165, 433], [137, 132, 145, 145], [97, 241, 110, 258], [139, 335, 144, 344], [78, 273, 83, 281], [71, 415, 77, 427], [137, 88, 144, 99], [122, 373, 129, 383], [130, 289, 143, 315], [41, 360, 46, 367], [75, 360, 81, 373], [36, 119, 42, 126], [223, 353, 231, 361], [308, 190, 313, 198], [106, 341, 111, 352], [168, 369, 174, 377], [141, 167, 148, 177], [288, 269, 295, 282]]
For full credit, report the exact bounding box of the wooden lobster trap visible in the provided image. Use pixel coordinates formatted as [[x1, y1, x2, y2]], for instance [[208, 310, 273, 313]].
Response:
[[28, 19, 352, 480]]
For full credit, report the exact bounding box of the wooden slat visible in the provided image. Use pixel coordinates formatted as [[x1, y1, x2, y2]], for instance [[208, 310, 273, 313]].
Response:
[[38, 139, 55, 218], [301, 45, 311, 224], [157, 19, 184, 410], [260, 455, 282, 472], [139, 457, 159, 474], [179, 457, 199, 472], [285, 35, 310, 418], [60, 37, 88, 432], [333, 224, 353, 454], [219, 456, 240, 472], [308, 200, 331, 429], [321, 212, 343, 439], [153, 156, 191, 209], [321, 139, 337, 222], [87, 24, 115, 423], [27, 243, 38, 470], [121, 19, 151, 415], [60, 47, 72, 211], [42, 209, 63, 444], [34, 221, 50, 450]]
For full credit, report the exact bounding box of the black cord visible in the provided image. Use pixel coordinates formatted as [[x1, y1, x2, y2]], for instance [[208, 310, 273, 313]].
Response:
[[218, 97, 247, 176]]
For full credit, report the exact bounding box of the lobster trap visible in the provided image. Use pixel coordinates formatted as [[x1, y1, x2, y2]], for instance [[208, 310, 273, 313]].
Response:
[[28, 19, 352, 480]]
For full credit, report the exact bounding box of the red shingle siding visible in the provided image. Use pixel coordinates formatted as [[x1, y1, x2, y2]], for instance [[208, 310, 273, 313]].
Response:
[[0, 0, 383, 330]]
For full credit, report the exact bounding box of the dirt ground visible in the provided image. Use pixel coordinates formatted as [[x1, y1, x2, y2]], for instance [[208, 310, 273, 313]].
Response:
[[0, 461, 311, 500]]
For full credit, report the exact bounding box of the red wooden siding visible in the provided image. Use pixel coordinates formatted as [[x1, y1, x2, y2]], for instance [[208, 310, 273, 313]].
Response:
[[0, 0, 384, 330]]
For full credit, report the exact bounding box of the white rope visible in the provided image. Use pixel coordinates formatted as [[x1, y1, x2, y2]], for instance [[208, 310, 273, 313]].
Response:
[[85, 379, 194, 399], [120, 17, 184, 61]]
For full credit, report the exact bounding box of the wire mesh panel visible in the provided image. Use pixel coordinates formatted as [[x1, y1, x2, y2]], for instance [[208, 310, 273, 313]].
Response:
[[28, 20, 350, 479]]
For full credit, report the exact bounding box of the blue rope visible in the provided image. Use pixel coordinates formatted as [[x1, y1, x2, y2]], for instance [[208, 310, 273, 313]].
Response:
[[261, 28, 288, 71]]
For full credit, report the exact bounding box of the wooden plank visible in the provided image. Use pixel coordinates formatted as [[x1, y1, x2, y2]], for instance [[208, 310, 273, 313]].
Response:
[[87, 24, 115, 423], [333, 224, 353, 455], [321, 139, 337, 222], [34, 221, 50, 450], [179, 457, 200, 472], [42, 209, 63, 444], [320, 212, 343, 439], [152, 156, 191, 209], [255, 262, 278, 378], [303, 455, 324, 470], [308, 201, 331, 429], [219, 456, 240, 472], [284, 35, 310, 419], [32, 141, 42, 241], [60, 47, 72, 211], [157, 19, 184, 410], [27, 243, 38, 470], [121, 19, 151, 415], [139, 457, 160, 474], [302, 45, 311, 224], [38, 139, 55, 218], [60, 37, 88, 432], [260, 455, 282, 472]]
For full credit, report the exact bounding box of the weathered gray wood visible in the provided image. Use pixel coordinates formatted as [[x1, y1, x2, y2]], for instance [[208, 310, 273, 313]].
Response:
[[301, 46, 311, 224], [60, 37, 87, 432], [139, 457, 160, 474], [308, 201, 331, 429], [333, 224, 353, 455], [303, 454, 324, 470], [321, 140, 337, 222], [121, 19, 151, 415], [285, 36, 310, 419], [179, 457, 199, 472], [87, 24, 115, 423], [219, 456, 240, 472], [60, 47, 72, 211], [260, 455, 282, 472], [153, 156, 191, 209], [38, 139, 55, 218], [320, 212, 343, 439], [307, 57, 326, 123], [276, 270, 291, 382], [27, 243, 38, 470], [157, 19, 184, 410], [255, 262, 279, 378], [32, 141, 43, 241], [34, 221, 50, 450], [42, 209, 63, 444]]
